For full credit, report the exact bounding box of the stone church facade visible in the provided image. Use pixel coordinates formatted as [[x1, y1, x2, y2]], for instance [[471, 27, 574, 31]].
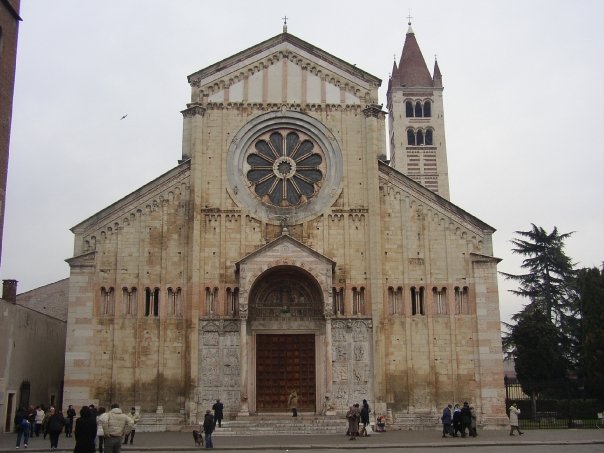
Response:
[[64, 25, 507, 428]]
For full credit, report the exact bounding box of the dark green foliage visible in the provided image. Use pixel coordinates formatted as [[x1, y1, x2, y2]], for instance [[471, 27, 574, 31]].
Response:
[[574, 267, 604, 400], [506, 307, 567, 398], [501, 224, 575, 323]]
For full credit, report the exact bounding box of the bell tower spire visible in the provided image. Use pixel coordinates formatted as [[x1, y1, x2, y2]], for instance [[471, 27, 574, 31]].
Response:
[[387, 22, 450, 200]]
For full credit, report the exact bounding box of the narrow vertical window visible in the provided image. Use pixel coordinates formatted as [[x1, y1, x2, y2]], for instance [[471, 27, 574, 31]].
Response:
[[407, 129, 416, 146], [333, 287, 344, 316], [226, 287, 239, 317], [423, 101, 431, 117], [352, 287, 364, 315], [130, 288, 137, 316], [433, 287, 447, 314], [388, 287, 395, 315], [411, 286, 425, 315], [425, 129, 433, 146], [205, 287, 218, 315], [455, 286, 469, 314], [101, 287, 114, 316], [416, 130, 424, 146], [415, 101, 422, 117], [145, 288, 151, 316], [122, 287, 129, 315], [406, 101, 414, 117], [153, 288, 160, 317]]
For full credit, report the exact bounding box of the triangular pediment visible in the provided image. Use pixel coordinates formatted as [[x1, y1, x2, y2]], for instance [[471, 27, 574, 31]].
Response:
[[236, 233, 335, 271], [188, 33, 381, 107]]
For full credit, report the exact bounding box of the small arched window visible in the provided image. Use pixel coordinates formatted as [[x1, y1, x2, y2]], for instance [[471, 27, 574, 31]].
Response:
[[416, 130, 424, 146], [423, 101, 431, 117], [425, 129, 433, 145], [411, 286, 425, 315], [407, 129, 416, 146], [405, 101, 414, 117], [415, 101, 422, 117]]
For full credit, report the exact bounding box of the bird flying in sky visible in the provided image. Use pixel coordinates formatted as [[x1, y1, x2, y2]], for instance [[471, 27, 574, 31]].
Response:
[[120, 114, 128, 120]]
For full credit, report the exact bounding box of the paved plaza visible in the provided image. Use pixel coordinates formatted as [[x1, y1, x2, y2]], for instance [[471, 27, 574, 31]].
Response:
[[2, 427, 604, 452]]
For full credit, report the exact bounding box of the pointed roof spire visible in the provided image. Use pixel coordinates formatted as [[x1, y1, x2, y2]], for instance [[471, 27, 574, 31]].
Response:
[[394, 22, 433, 87], [433, 57, 442, 88], [407, 10, 414, 34]]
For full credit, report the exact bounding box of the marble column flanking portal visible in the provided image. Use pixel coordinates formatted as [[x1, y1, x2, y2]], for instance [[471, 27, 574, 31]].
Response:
[[239, 305, 249, 416]]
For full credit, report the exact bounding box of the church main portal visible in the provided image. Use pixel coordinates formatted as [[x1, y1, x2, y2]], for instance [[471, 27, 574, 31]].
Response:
[[256, 334, 316, 412]]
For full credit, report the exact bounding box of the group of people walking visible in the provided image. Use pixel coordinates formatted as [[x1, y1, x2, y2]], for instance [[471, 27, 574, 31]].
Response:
[[14, 404, 73, 450], [14, 402, 140, 452], [441, 401, 478, 438]]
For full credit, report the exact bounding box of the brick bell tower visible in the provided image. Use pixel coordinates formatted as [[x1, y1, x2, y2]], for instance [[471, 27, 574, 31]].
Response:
[[387, 20, 450, 200]]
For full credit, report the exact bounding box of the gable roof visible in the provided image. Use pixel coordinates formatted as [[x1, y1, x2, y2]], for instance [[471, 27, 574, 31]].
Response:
[[188, 32, 381, 88], [235, 233, 336, 271]]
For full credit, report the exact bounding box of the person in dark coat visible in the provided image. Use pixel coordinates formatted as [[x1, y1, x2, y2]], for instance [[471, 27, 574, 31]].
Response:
[[74, 405, 97, 453], [46, 406, 66, 450], [452, 404, 462, 437], [202, 410, 215, 449], [360, 399, 371, 437], [66, 404, 77, 437], [441, 404, 452, 437], [212, 399, 224, 428], [460, 401, 472, 438]]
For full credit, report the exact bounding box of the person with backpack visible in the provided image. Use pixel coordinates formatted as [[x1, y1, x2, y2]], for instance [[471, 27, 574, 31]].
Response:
[[14, 406, 30, 449]]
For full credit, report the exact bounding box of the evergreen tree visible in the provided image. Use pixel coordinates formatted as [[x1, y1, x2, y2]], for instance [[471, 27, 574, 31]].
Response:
[[502, 224, 576, 399], [574, 266, 604, 400], [501, 224, 575, 325], [503, 306, 567, 414]]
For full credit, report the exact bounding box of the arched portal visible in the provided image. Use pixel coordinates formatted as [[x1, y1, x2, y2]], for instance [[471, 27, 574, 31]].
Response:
[[248, 266, 325, 413]]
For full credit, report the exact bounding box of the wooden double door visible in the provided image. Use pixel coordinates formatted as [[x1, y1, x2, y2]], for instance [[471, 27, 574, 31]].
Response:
[[256, 334, 316, 412]]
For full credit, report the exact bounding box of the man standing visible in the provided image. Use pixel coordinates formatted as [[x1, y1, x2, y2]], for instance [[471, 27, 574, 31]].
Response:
[[100, 403, 134, 453], [212, 399, 224, 428], [66, 404, 76, 437], [123, 407, 140, 445], [441, 404, 452, 437], [202, 410, 215, 449], [460, 402, 472, 438]]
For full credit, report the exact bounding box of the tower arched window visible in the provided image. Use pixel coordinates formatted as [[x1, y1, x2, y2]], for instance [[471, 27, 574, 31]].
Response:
[[415, 101, 422, 117], [405, 101, 414, 117], [416, 130, 424, 146], [425, 129, 433, 145], [145, 287, 160, 317], [423, 101, 431, 117], [407, 129, 416, 146], [411, 286, 425, 315]]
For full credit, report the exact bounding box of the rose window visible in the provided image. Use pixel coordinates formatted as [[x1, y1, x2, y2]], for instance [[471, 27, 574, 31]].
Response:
[[246, 130, 325, 207]]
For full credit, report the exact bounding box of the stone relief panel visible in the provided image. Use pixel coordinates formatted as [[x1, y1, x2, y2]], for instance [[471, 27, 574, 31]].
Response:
[[198, 320, 241, 416], [331, 319, 372, 412]]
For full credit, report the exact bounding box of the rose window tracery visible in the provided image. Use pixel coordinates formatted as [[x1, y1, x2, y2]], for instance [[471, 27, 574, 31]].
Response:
[[246, 130, 325, 207]]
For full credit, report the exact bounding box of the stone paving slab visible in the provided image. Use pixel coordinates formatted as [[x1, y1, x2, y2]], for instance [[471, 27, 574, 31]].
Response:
[[2, 428, 604, 452]]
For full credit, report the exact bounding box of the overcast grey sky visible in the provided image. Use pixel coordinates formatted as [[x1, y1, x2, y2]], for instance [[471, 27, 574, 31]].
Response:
[[2, 0, 603, 324]]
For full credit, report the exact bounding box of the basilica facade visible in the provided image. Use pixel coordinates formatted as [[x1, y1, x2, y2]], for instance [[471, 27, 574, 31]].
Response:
[[63, 25, 507, 428]]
